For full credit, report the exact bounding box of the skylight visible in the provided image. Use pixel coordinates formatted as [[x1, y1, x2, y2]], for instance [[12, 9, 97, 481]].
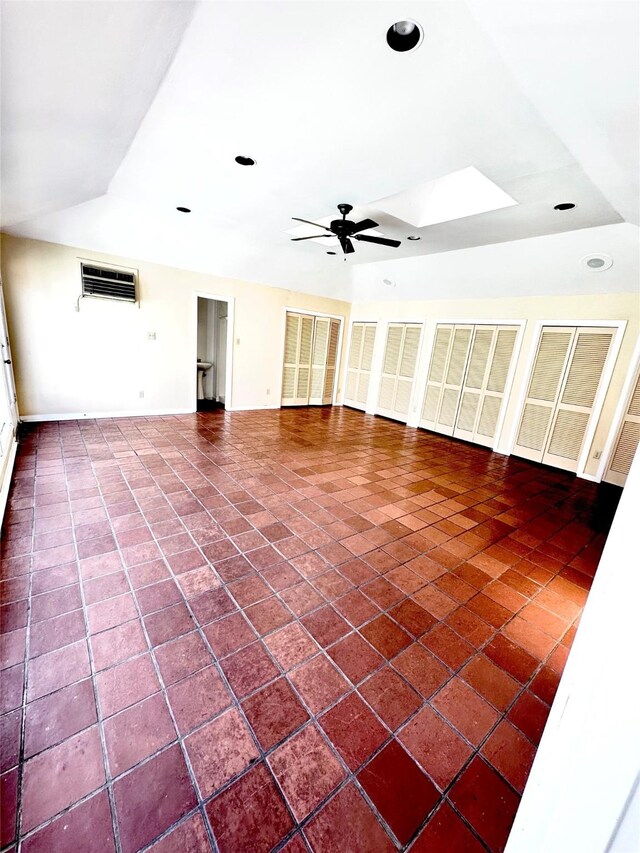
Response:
[[372, 166, 518, 228]]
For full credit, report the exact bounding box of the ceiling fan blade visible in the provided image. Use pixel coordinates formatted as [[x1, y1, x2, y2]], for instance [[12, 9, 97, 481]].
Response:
[[291, 217, 333, 232], [351, 218, 379, 234], [339, 236, 355, 255], [291, 234, 333, 241], [353, 234, 401, 248]]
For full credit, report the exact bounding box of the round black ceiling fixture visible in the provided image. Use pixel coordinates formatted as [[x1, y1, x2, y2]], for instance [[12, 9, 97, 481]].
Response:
[[176, 206, 191, 213], [387, 20, 423, 52], [554, 202, 575, 211], [235, 155, 256, 166], [407, 235, 421, 241]]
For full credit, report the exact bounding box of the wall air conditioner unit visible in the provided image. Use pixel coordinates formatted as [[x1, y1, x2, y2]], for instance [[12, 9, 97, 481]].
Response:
[[80, 262, 138, 303]]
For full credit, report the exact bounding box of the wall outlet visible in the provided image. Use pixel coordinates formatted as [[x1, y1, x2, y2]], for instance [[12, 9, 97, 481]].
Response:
[[139, 391, 145, 398], [147, 332, 156, 340]]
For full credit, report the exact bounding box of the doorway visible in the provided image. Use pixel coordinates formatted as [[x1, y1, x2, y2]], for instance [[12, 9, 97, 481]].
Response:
[[196, 296, 230, 412]]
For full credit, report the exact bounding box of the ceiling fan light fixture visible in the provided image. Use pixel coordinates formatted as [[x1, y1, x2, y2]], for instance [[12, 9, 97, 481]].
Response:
[[235, 155, 256, 166], [387, 19, 423, 52]]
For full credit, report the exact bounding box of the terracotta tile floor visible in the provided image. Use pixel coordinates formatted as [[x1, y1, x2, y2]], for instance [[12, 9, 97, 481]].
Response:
[[0, 407, 619, 852]]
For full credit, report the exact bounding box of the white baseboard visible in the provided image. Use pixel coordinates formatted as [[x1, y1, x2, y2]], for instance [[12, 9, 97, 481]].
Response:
[[225, 404, 281, 412], [20, 407, 194, 423], [0, 438, 18, 525]]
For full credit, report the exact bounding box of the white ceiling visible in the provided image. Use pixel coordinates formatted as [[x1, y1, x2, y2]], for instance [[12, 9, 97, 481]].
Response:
[[1, 1, 638, 300]]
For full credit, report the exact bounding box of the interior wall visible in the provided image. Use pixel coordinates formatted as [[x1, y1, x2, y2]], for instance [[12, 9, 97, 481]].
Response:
[[347, 291, 639, 478], [0, 234, 351, 418]]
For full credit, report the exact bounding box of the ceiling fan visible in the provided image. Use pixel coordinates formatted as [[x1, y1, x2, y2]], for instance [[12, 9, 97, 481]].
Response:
[[291, 203, 401, 255]]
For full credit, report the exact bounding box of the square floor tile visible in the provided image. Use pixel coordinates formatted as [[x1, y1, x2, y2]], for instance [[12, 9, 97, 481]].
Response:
[[399, 706, 472, 791], [95, 653, 160, 717], [481, 720, 535, 793], [24, 678, 97, 758], [461, 655, 520, 712], [245, 597, 293, 636], [26, 640, 90, 701], [263, 622, 317, 671], [104, 692, 176, 777], [327, 632, 384, 684], [360, 614, 412, 660], [144, 602, 195, 646], [319, 692, 387, 771], [432, 677, 499, 746], [206, 761, 293, 853], [389, 599, 436, 638], [242, 678, 310, 750], [21, 789, 115, 853], [449, 756, 520, 852], [186, 707, 259, 798], [411, 801, 485, 852], [358, 739, 440, 845], [167, 665, 232, 735], [333, 589, 380, 627], [301, 606, 350, 648], [204, 612, 257, 659], [146, 812, 210, 853], [21, 726, 105, 832], [359, 666, 421, 731], [288, 655, 350, 714], [113, 744, 197, 853], [392, 644, 450, 699], [268, 724, 346, 822], [304, 783, 395, 852], [155, 632, 213, 686], [220, 641, 279, 698]]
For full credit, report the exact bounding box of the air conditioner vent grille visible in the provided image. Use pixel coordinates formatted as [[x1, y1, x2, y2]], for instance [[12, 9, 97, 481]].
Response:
[[81, 263, 137, 303]]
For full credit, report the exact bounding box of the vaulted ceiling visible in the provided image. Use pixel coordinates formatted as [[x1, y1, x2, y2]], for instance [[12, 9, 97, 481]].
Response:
[[1, 1, 638, 299]]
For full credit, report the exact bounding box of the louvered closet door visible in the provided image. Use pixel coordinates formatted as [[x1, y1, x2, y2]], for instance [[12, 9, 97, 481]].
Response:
[[281, 312, 314, 406], [309, 318, 330, 405], [454, 326, 518, 447], [419, 325, 473, 435], [605, 367, 640, 486], [513, 327, 614, 472], [344, 323, 377, 410], [377, 323, 422, 421], [322, 319, 340, 404]]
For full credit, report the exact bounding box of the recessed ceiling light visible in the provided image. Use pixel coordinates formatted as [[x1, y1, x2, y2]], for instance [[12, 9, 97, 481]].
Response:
[[407, 235, 421, 241], [327, 251, 336, 255], [235, 155, 256, 166], [176, 206, 191, 213], [581, 253, 613, 272], [387, 20, 423, 52], [554, 202, 575, 211]]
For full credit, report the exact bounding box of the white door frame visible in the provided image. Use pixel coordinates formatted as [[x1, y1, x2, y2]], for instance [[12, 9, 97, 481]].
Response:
[[193, 293, 235, 411], [505, 319, 627, 480], [0, 281, 19, 523], [278, 306, 345, 406], [598, 332, 640, 483]]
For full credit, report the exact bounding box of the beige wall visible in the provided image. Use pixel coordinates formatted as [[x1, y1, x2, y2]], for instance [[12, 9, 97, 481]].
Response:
[[348, 292, 639, 477], [0, 234, 351, 418]]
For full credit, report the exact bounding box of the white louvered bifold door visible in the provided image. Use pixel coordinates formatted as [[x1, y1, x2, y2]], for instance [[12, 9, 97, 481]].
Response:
[[309, 317, 330, 405], [377, 323, 422, 421], [605, 367, 640, 486], [322, 319, 340, 404], [345, 322, 377, 410], [419, 325, 473, 436], [513, 327, 575, 462], [542, 329, 613, 472], [420, 325, 453, 429], [513, 326, 614, 472], [454, 325, 518, 447], [345, 323, 364, 406], [281, 312, 314, 406]]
